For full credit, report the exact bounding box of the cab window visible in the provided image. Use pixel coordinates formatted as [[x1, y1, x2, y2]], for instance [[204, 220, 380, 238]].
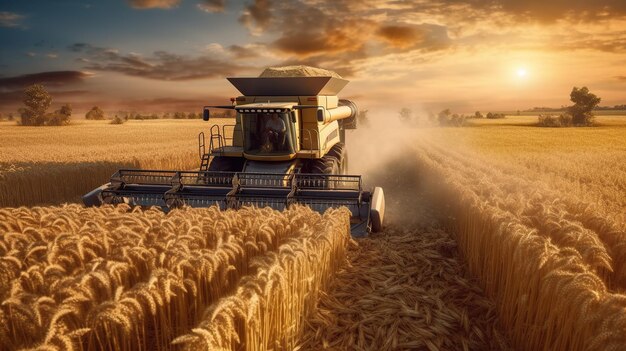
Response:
[[242, 112, 296, 155]]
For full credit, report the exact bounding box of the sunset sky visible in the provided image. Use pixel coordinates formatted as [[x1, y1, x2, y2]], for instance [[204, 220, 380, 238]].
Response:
[[1, 0, 625, 114]]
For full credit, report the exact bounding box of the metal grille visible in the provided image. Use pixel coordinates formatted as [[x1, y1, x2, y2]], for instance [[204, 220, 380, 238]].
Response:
[[295, 174, 362, 191], [113, 170, 177, 185], [236, 173, 293, 188]]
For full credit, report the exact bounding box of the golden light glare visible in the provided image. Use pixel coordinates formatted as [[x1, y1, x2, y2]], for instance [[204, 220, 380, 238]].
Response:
[[517, 68, 528, 78]]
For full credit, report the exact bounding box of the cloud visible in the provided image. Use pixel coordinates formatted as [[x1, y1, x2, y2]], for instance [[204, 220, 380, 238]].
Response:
[[539, 32, 626, 53], [0, 11, 25, 27], [392, 0, 626, 24], [376, 25, 424, 49], [233, 1, 453, 77], [479, 0, 626, 22], [228, 44, 259, 59], [239, 0, 271, 34], [375, 23, 451, 51], [70, 43, 250, 80], [197, 0, 225, 12], [0, 71, 92, 89], [128, 0, 181, 9], [232, 0, 626, 80]]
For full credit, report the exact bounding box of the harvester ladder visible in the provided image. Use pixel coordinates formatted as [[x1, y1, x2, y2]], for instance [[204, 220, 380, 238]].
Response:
[[208, 125, 224, 155], [198, 132, 210, 171], [200, 154, 210, 171]]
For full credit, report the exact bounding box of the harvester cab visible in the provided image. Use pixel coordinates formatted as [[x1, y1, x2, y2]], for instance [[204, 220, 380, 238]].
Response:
[[83, 67, 385, 236]]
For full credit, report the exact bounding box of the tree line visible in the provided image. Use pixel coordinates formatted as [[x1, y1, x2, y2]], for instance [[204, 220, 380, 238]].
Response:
[[3, 84, 230, 126], [397, 108, 505, 127], [537, 87, 600, 127]]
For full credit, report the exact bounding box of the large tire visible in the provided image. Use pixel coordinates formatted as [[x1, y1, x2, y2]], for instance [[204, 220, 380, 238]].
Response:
[[305, 155, 339, 175], [326, 142, 348, 174], [208, 156, 245, 172], [302, 156, 339, 189]]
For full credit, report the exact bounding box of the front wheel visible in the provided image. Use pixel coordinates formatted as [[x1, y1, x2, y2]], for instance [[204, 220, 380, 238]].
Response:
[[326, 142, 347, 174], [301, 156, 339, 189]]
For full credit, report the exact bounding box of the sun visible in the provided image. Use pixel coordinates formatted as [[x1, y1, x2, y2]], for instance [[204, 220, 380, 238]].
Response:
[[517, 68, 528, 78]]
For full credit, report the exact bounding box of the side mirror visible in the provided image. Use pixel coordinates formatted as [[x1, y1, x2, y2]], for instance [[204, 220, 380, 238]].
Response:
[[202, 108, 210, 121]]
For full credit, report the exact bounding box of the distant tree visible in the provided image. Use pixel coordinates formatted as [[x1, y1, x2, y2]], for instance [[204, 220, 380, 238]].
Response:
[[48, 103, 72, 126], [568, 86, 600, 126], [399, 108, 412, 124], [538, 114, 559, 127], [486, 112, 505, 119], [474, 111, 484, 119], [450, 113, 466, 127], [86, 106, 105, 120], [8, 113, 14, 121], [20, 84, 52, 126], [0, 112, 4, 121], [163, 112, 171, 119], [111, 115, 126, 124], [559, 112, 573, 126], [438, 109, 451, 126], [537, 112, 573, 128], [59, 103, 72, 117]]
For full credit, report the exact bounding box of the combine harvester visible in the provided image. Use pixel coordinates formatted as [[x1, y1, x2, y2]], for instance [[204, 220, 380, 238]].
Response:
[[84, 66, 384, 235]]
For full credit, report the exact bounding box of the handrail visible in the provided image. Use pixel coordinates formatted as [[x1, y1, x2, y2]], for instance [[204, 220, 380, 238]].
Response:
[[206, 124, 243, 155], [198, 132, 205, 160], [221, 124, 237, 145], [208, 125, 223, 154]]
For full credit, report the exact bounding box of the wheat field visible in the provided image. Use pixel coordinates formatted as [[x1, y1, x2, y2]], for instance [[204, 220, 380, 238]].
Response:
[[338, 115, 626, 350], [0, 204, 350, 351], [1, 115, 625, 350], [0, 119, 231, 207]]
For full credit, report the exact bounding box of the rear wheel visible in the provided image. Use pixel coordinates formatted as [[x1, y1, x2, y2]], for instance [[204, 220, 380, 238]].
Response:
[[326, 142, 348, 174], [304, 155, 339, 175]]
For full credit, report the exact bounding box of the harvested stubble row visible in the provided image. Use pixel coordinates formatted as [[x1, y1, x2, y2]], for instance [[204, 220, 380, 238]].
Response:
[[173, 207, 351, 351], [411, 141, 626, 350], [0, 204, 347, 351], [298, 226, 510, 350]]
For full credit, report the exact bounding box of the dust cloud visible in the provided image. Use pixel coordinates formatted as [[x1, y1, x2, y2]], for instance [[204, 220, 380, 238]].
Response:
[[344, 110, 439, 228]]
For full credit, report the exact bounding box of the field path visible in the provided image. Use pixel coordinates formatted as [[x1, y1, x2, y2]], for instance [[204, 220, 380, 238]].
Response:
[[297, 137, 512, 350], [298, 224, 510, 350]]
